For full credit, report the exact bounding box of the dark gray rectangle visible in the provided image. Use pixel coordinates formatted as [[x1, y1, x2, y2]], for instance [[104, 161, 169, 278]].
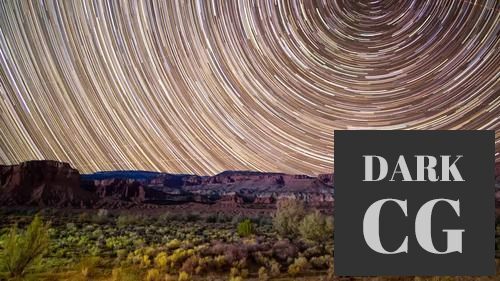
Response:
[[334, 130, 495, 276]]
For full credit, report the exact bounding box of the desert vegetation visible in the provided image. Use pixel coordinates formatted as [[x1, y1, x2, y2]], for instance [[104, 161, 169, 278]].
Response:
[[0, 203, 499, 280]]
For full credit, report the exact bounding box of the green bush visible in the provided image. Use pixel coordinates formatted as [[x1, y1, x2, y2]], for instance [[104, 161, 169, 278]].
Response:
[[0, 215, 50, 278], [237, 219, 254, 237], [273, 200, 306, 238]]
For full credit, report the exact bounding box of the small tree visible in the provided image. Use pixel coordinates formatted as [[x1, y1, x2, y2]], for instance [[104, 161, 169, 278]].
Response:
[[299, 211, 333, 245], [0, 215, 50, 278], [237, 219, 254, 237], [273, 199, 306, 238]]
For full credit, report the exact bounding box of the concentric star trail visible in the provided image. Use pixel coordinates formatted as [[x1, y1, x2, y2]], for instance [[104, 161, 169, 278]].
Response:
[[0, 0, 498, 175]]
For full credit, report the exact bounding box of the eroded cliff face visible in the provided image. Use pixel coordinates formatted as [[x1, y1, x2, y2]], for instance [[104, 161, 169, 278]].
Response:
[[1, 161, 334, 208], [85, 170, 334, 208], [0, 160, 97, 207], [193, 172, 334, 207]]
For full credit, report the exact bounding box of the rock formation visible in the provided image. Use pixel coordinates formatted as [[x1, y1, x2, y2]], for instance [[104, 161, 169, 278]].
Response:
[[1, 161, 334, 209], [0, 160, 96, 207]]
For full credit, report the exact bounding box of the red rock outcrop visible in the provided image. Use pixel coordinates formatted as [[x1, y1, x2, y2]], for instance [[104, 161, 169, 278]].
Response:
[[0, 160, 96, 207]]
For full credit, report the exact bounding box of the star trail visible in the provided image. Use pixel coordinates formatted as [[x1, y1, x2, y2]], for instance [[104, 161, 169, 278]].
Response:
[[0, 0, 499, 175]]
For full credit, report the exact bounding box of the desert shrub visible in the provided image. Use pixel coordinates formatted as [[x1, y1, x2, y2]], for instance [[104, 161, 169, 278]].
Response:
[[89, 245, 101, 256], [232, 214, 244, 226], [240, 268, 249, 278], [117, 214, 141, 227], [112, 267, 143, 281], [230, 267, 240, 277], [208, 243, 251, 265], [327, 258, 334, 280], [183, 213, 200, 222], [157, 212, 177, 225], [232, 257, 248, 270], [134, 238, 146, 249], [288, 256, 310, 277], [253, 251, 270, 267], [168, 248, 195, 269], [269, 259, 281, 277], [66, 222, 77, 231], [180, 255, 199, 274], [106, 236, 132, 250], [214, 255, 228, 270], [273, 199, 306, 238], [258, 266, 269, 281], [0, 215, 50, 278], [237, 219, 254, 237], [78, 256, 101, 280], [205, 214, 217, 223], [228, 268, 245, 281], [178, 271, 191, 281], [217, 213, 231, 223], [310, 255, 331, 269], [153, 251, 167, 270], [272, 240, 298, 262], [195, 256, 213, 274], [145, 268, 160, 281], [116, 249, 128, 261], [166, 239, 182, 250], [111, 267, 123, 281], [93, 209, 110, 223], [164, 273, 176, 281], [299, 211, 333, 244], [303, 245, 323, 258], [77, 212, 91, 223], [141, 255, 151, 268]]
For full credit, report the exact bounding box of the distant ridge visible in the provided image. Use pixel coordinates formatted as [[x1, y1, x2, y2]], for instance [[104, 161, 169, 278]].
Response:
[[82, 170, 167, 181]]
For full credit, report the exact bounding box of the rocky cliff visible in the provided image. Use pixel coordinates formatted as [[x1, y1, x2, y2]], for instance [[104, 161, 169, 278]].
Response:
[[1, 161, 333, 209], [0, 160, 97, 207], [83, 170, 334, 208]]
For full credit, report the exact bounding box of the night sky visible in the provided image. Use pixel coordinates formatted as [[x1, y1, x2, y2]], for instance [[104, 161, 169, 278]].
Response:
[[0, 0, 498, 175]]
